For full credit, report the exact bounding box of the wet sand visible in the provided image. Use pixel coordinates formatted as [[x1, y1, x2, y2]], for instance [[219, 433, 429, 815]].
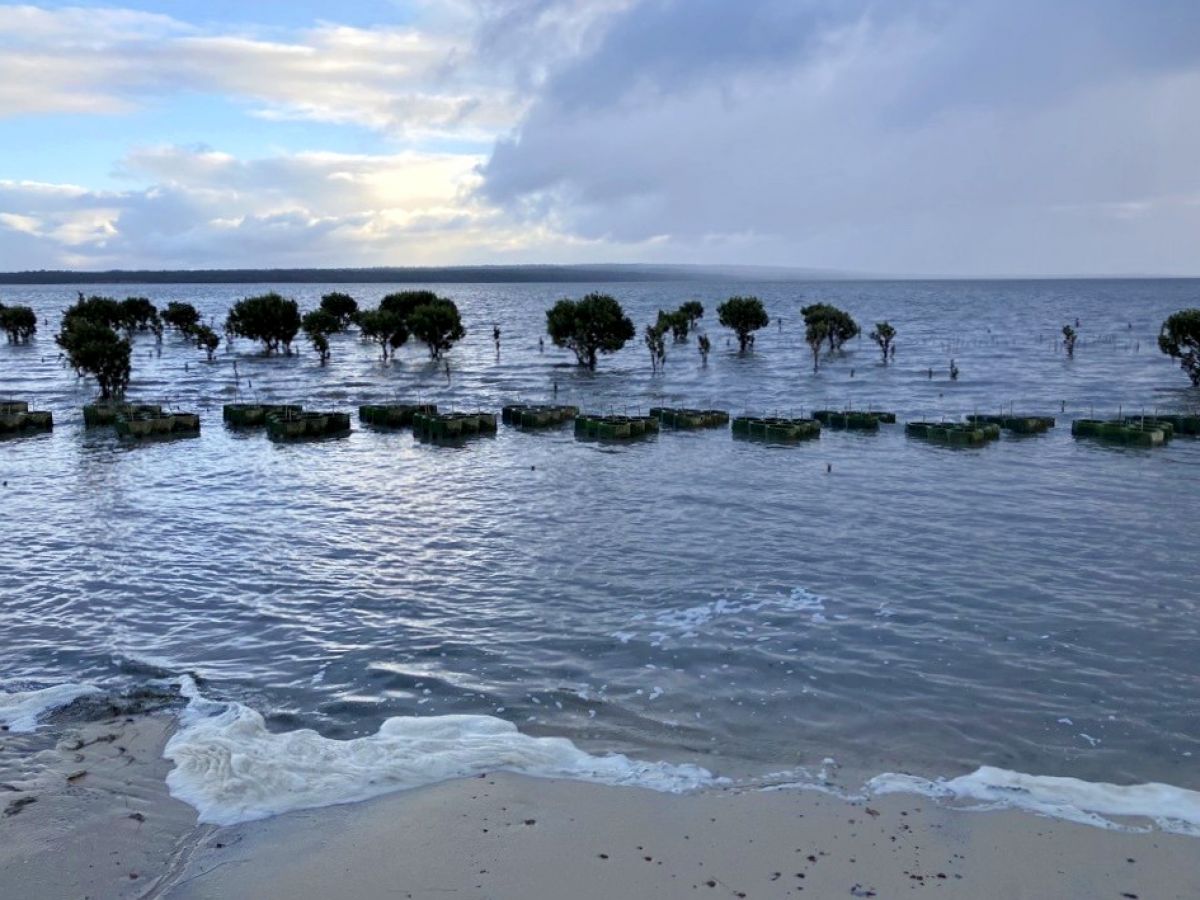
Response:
[[166, 772, 1197, 900], [2, 713, 1198, 899], [0, 713, 203, 899]]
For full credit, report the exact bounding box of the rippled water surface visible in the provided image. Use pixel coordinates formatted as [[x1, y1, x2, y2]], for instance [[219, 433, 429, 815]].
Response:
[[2, 279, 1198, 788]]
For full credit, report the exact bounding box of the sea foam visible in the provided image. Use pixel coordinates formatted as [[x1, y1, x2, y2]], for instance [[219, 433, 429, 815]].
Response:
[[164, 680, 717, 826], [0, 683, 103, 732], [868, 766, 1200, 836]]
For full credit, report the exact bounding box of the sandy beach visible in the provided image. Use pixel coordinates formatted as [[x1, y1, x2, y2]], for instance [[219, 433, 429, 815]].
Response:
[[3, 713, 1197, 900]]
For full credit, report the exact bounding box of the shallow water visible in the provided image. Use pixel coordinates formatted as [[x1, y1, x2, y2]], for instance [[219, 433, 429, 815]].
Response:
[[1, 279, 1198, 797]]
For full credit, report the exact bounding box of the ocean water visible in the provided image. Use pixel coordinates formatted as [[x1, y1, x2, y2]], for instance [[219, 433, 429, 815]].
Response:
[[1, 279, 1198, 825]]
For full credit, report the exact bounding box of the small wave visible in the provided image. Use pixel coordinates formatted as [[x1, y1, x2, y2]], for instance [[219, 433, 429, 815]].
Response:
[[868, 766, 1200, 836], [616, 586, 826, 645], [0, 683, 103, 732], [164, 677, 717, 826]]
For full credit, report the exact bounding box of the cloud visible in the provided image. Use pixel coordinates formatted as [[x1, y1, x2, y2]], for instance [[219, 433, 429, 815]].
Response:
[[480, 0, 1200, 274], [0, 144, 642, 268], [0, 4, 524, 138]]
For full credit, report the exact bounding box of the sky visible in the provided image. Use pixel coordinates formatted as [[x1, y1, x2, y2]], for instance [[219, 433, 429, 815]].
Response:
[[0, 0, 1197, 275]]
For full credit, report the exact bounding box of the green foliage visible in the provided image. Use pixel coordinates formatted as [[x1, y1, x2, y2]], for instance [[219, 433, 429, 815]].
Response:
[[119, 296, 161, 336], [0, 303, 37, 343], [63, 294, 124, 331], [869, 321, 896, 364], [193, 324, 220, 361], [645, 318, 668, 371], [802, 303, 859, 352], [56, 317, 131, 399], [162, 302, 201, 333], [302, 309, 340, 362], [804, 316, 830, 372], [224, 292, 301, 354], [716, 296, 769, 352], [657, 309, 689, 342], [379, 290, 440, 320], [319, 292, 358, 329], [358, 308, 409, 361], [1158, 309, 1200, 386], [407, 298, 465, 359], [679, 300, 704, 327], [1062, 324, 1077, 358], [545, 293, 636, 370]]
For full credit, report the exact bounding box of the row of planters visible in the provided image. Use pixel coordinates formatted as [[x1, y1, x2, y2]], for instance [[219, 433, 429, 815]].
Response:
[[1070, 414, 1200, 447], [81, 401, 200, 439], [223, 403, 350, 441], [0, 400, 52, 436]]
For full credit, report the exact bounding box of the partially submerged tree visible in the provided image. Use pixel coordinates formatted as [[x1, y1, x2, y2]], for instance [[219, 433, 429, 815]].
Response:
[[657, 309, 689, 342], [63, 294, 124, 331], [0, 303, 37, 343], [119, 296, 161, 338], [56, 317, 131, 399], [802, 303, 859, 352], [408, 298, 465, 359], [645, 320, 667, 371], [679, 300, 704, 331], [545, 293, 635, 370], [1158, 309, 1200, 385], [301, 309, 339, 363], [380, 290, 440, 321], [319, 292, 358, 329], [224, 292, 301, 354], [869, 321, 895, 364], [193, 324, 220, 361], [162, 301, 201, 334], [1062, 325, 1077, 358], [358, 308, 409, 361], [805, 315, 830, 372], [717, 296, 769, 352]]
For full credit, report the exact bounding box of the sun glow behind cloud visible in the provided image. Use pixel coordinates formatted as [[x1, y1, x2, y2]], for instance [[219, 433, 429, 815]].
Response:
[[0, 0, 1198, 273]]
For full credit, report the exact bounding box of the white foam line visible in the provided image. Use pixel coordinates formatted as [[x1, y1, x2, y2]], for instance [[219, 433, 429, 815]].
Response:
[[0, 683, 104, 733], [867, 766, 1200, 836], [164, 679, 718, 826]]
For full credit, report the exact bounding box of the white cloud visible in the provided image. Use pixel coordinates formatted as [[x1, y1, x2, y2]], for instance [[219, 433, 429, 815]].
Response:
[[0, 144, 650, 268]]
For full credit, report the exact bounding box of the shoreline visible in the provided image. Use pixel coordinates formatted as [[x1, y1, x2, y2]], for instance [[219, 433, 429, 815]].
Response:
[[2, 710, 1198, 899]]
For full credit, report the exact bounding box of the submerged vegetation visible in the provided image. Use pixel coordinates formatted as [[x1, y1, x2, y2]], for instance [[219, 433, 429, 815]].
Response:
[[869, 321, 895, 364], [546, 293, 635, 370], [55, 296, 133, 399], [225, 292, 301, 354], [0, 302, 37, 343], [717, 296, 768, 352], [1158, 310, 1200, 386]]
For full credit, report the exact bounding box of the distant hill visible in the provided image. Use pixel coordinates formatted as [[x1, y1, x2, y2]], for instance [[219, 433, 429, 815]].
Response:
[[0, 264, 845, 285]]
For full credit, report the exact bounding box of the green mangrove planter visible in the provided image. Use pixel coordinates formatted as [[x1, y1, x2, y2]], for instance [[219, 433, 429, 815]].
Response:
[[114, 411, 201, 439], [650, 407, 729, 429], [223, 403, 304, 428], [359, 403, 437, 428], [502, 404, 578, 428], [83, 402, 162, 427], [732, 416, 821, 442], [965, 414, 1055, 434], [573, 414, 659, 441], [0, 401, 52, 435], [1072, 419, 1167, 447], [905, 421, 998, 446], [812, 410, 881, 431], [412, 411, 497, 442], [265, 409, 351, 441]]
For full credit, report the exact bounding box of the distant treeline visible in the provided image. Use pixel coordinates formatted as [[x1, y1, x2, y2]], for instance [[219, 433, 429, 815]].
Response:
[[0, 264, 818, 286]]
